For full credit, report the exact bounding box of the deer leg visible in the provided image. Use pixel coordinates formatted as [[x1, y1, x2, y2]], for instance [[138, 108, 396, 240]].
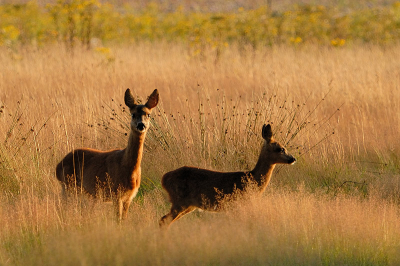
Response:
[[176, 206, 196, 220], [61, 183, 68, 202], [159, 205, 183, 228], [114, 198, 124, 222], [60, 183, 78, 205], [159, 205, 196, 228], [114, 192, 134, 221], [121, 199, 132, 220]]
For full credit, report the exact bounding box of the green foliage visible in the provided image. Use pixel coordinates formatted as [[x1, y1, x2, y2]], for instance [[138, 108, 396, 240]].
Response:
[[1, 1, 400, 50]]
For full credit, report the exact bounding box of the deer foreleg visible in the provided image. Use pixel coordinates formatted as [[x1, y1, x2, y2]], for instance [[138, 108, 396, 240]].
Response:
[[121, 199, 132, 220]]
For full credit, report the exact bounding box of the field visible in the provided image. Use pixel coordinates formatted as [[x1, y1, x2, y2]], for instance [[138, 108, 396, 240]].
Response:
[[1, 1, 400, 265]]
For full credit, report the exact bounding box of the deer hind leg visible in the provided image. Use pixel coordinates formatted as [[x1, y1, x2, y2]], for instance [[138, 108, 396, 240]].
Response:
[[159, 204, 196, 228]]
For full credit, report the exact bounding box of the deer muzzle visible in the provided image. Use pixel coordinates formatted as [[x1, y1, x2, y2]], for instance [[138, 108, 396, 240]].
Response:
[[136, 122, 146, 132], [288, 156, 296, 165]]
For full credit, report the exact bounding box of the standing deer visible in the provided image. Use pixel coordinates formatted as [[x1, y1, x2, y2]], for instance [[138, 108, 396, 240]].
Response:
[[159, 124, 296, 228], [56, 89, 159, 221]]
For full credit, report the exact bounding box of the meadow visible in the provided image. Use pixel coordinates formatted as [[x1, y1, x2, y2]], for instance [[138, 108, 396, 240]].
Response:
[[1, 1, 400, 265]]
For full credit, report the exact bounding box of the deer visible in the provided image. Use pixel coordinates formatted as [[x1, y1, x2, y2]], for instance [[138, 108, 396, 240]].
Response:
[[159, 124, 296, 228], [56, 89, 159, 221]]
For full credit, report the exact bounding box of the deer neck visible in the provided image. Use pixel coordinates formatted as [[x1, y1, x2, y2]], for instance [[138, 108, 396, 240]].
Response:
[[250, 152, 276, 193], [122, 131, 146, 172]]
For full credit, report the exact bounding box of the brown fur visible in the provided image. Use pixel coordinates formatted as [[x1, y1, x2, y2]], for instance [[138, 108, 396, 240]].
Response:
[[56, 89, 159, 221], [159, 124, 296, 228]]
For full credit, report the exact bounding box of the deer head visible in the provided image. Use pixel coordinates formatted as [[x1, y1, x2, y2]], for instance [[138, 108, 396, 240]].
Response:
[[261, 124, 296, 165], [124, 89, 159, 133]]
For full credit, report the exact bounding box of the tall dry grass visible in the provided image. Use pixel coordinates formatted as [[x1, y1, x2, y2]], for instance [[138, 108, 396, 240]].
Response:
[[2, 189, 400, 265], [0, 43, 400, 264]]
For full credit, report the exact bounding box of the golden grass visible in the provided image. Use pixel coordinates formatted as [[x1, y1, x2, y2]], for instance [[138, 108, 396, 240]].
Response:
[[1, 189, 399, 265], [0, 43, 400, 264]]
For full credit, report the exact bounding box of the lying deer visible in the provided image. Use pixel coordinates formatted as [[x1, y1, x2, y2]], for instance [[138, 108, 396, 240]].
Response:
[[159, 124, 296, 228], [56, 89, 159, 221]]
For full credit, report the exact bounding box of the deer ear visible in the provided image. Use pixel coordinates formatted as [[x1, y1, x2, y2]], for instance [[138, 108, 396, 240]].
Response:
[[262, 124, 273, 142], [124, 89, 136, 109], [145, 89, 159, 109]]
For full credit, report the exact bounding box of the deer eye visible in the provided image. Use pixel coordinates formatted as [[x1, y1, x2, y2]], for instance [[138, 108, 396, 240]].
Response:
[[147, 114, 151, 118], [131, 113, 135, 118], [276, 147, 285, 153]]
